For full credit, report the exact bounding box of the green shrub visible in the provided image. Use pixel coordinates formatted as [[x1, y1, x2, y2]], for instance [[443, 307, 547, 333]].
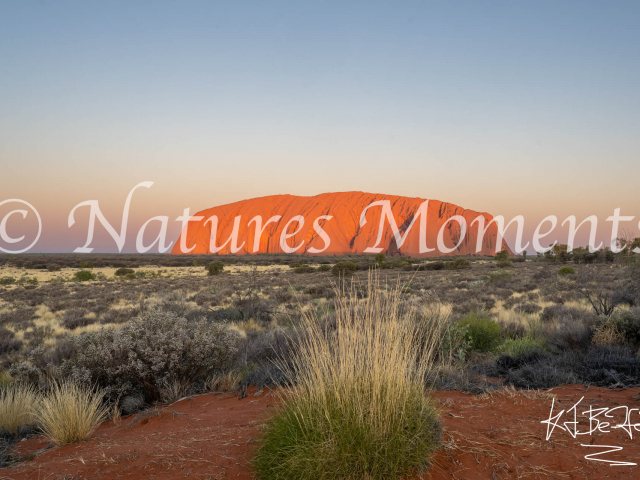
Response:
[[0, 277, 16, 285], [294, 265, 316, 274], [317, 264, 331, 272], [558, 266, 576, 276], [74, 270, 95, 282], [440, 320, 471, 363], [254, 282, 442, 480], [445, 258, 471, 270], [489, 270, 512, 284], [495, 250, 511, 267], [608, 311, 640, 347], [79, 261, 94, 269], [331, 260, 358, 276], [47, 264, 62, 272], [374, 253, 386, 267], [496, 250, 509, 261], [62, 309, 239, 402], [206, 261, 225, 276], [423, 261, 445, 271], [499, 336, 545, 357], [458, 311, 504, 352], [383, 257, 409, 269], [114, 267, 135, 277]]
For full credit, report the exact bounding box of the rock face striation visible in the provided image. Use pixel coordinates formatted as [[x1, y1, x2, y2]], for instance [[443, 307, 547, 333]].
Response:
[[171, 192, 511, 257]]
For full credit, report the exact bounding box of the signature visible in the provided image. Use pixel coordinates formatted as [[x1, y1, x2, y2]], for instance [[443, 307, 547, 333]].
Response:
[[541, 396, 639, 466]]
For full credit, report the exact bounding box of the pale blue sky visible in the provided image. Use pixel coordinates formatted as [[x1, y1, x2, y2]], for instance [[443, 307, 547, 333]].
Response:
[[1, 1, 639, 251]]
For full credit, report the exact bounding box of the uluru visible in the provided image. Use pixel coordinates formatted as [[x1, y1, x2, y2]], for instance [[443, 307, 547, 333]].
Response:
[[171, 192, 512, 257]]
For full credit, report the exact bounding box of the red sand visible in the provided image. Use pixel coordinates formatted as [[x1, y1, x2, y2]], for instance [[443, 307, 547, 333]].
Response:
[[5, 385, 640, 479]]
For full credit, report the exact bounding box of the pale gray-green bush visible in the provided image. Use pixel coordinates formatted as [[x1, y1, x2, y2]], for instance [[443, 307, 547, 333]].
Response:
[[62, 309, 239, 401]]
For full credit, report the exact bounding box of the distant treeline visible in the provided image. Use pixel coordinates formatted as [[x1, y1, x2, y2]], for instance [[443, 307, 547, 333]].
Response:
[[0, 253, 497, 270], [2, 246, 634, 271]]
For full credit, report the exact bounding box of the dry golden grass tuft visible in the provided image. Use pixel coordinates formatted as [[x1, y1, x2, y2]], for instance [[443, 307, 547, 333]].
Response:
[[158, 379, 193, 404], [592, 322, 626, 346], [231, 318, 264, 334], [208, 370, 244, 392], [0, 383, 39, 434], [37, 382, 110, 445]]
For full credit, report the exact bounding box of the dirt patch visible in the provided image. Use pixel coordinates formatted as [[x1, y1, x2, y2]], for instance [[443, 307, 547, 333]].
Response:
[[430, 385, 640, 479], [4, 386, 640, 479]]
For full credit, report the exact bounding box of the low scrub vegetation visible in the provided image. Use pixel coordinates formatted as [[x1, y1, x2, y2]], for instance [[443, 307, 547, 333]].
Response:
[[1, 251, 640, 469], [293, 264, 316, 273], [558, 266, 576, 276], [114, 267, 135, 277], [499, 336, 545, 357], [458, 311, 504, 353], [331, 260, 358, 276], [446, 257, 471, 270]]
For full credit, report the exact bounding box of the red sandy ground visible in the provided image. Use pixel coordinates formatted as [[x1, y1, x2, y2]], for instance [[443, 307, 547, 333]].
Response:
[[3, 385, 640, 480]]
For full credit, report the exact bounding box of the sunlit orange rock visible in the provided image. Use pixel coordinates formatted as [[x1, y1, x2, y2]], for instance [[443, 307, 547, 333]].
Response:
[[171, 192, 511, 257]]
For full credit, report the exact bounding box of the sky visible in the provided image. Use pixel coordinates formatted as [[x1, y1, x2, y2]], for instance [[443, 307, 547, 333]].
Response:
[[1, 1, 639, 253]]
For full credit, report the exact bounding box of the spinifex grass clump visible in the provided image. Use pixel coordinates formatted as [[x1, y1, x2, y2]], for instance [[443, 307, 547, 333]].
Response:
[[37, 381, 109, 445], [254, 277, 443, 480], [0, 383, 39, 434]]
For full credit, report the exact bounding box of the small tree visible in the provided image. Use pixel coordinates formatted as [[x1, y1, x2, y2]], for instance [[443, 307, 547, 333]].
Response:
[[496, 250, 512, 267], [616, 229, 640, 265], [206, 261, 225, 276], [229, 266, 274, 321], [544, 244, 570, 263], [374, 253, 386, 267], [566, 269, 632, 316]]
